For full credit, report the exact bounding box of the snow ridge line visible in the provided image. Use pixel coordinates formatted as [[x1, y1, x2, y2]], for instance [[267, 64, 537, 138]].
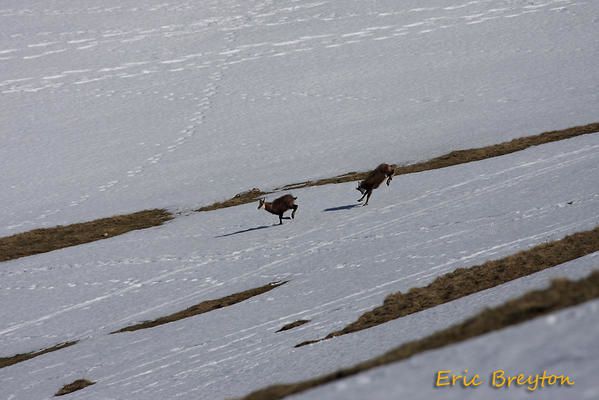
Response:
[[0, 282, 287, 368], [111, 281, 287, 333], [296, 225, 599, 347], [0, 122, 597, 264], [1, 143, 594, 362], [238, 271, 599, 400], [0, 209, 172, 263], [197, 122, 599, 211], [4, 142, 595, 390]]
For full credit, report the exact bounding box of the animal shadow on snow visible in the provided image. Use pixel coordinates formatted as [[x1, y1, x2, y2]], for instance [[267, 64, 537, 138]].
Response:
[[215, 225, 273, 238], [323, 204, 361, 212]]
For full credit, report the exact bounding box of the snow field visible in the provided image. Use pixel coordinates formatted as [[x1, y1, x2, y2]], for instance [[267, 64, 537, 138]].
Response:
[[2, 0, 599, 235], [1, 133, 598, 399]]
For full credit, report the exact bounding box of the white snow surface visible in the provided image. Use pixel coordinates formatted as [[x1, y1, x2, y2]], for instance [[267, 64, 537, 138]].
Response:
[[1, 134, 598, 399], [2, 1, 599, 399], [289, 298, 599, 400], [2, 0, 599, 234]]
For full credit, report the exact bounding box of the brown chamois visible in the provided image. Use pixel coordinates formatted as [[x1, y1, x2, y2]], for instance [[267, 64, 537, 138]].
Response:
[[356, 163, 396, 206], [258, 194, 298, 225]]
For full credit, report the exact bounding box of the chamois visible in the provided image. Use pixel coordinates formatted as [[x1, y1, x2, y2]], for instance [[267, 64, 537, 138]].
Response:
[[258, 194, 298, 225], [356, 163, 395, 206]]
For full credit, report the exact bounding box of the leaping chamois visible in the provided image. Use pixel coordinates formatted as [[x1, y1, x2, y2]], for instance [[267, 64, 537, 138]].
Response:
[[356, 163, 395, 206], [258, 194, 298, 225]]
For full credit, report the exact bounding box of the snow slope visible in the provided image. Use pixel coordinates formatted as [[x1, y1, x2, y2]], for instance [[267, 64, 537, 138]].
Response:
[[1, 134, 598, 399], [2, 0, 599, 235], [289, 298, 599, 400]]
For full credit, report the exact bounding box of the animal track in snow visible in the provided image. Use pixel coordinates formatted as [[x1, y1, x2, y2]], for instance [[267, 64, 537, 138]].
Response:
[[5, 0, 574, 97], [27, 41, 60, 48], [22, 48, 67, 59]]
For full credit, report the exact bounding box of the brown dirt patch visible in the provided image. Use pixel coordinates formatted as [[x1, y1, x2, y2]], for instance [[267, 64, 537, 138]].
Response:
[[197, 188, 266, 212], [276, 320, 310, 333], [113, 281, 287, 333], [297, 226, 599, 347], [0, 209, 172, 263], [55, 379, 95, 396], [239, 270, 599, 400], [0, 341, 78, 369]]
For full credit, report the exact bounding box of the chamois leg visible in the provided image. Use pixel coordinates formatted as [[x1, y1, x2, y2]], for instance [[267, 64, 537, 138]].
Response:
[[278, 214, 291, 224], [363, 191, 372, 206], [357, 191, 367, 202], [291, 205, 298, 219]]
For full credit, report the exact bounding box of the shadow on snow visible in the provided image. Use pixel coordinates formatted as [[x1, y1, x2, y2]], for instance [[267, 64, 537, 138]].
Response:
[[323, 204, 361, 212], [215, 225, 273, 238]]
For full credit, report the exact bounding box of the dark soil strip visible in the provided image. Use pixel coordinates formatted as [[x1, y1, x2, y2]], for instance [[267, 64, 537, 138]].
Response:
[[113, 281, 288, 333], [276, 320, 310, 333], [278, 122, 599, 191], [0, 209, 173, 263], [197, 188, 266, 212], [2, 124, 596, 264], [55, 379, 95, 396], [297, 226, 599, 347], [239, 270, 599, 400], [196, 122, 599, 212], [0, 341, 78, 369]]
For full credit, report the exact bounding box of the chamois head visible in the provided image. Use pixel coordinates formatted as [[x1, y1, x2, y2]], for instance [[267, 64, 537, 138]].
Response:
[[258, 198, 266, 209]]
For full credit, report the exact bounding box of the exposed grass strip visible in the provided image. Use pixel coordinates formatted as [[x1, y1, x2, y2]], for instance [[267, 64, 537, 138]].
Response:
[[196, 122, 599, 213], [0, 341, 78, 369], [197, 188, 266, 212], [112, 281, 287, 333], [297, 226, 599, 347], [278, 122, 599, 191], [276, 320, 310, 333], [2, 124, 596, 263], [0, 209, 173, 263], [239, 270, 599, 400], [55, 379, 95, 396]]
